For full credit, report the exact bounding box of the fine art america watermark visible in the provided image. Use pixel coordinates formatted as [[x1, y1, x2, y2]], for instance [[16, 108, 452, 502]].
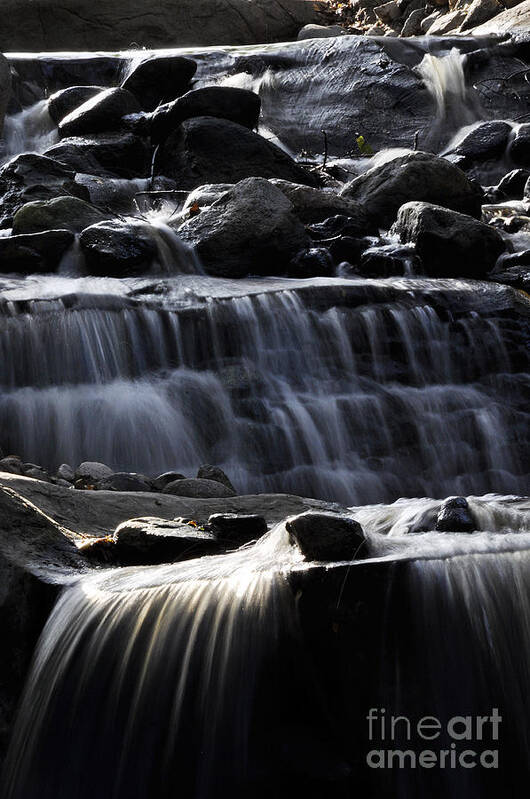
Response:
[[366, 708, 502, 770]]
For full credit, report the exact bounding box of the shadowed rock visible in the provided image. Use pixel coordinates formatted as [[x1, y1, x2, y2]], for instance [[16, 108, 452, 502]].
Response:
[[286, 511, 366, 562]]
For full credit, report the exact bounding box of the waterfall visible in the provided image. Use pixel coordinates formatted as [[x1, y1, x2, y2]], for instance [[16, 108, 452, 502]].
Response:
[[1, 101, 58, 163], [0, 281, 525, 502]]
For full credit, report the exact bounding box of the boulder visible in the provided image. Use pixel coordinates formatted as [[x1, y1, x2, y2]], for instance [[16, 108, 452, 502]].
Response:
[[152, 472, 186, 492], [271, 179, 373, 228], [297, 24, 348, 39], [0, 54, 11, 135], [427, 8, 467, 32], [286, 511, 366, 562], [151, 87, 261, 143], [493, 169, 530, 201], [196, 464, 235, 492], [79, 221, 158, 277], [56, 464, 75, 483], [0, 457, 24, 476], [12, 196, 106, 235], [0, 154, 88, 228], [177, 177, 310, 277], [401, 8, 427, 35], [435, 496, 477, 532], [59, 88, 141, 138], [509, 124, 530, 168], [460, 0, 503, 30], [341, 152, 484, 228], [374, 1, 401, 24], [23, 467, 52, 483], [162, 478, 236, 498], [46, 133, 151, 179], [98, 473, 153, 492], [75, 461, 113, 484], [154, 116, 318, 190], [122, 56, 197, 111], [207, 512, 268, 546], [490, 262, 530, 292], [288, 247, 335, 278], [0, 230, 74, 274], [183, 184, 235, 211], [48, 86, 103, 124], [394, 201, 505, 277], [75, 173, 147, 214], [471, 0, 530, 32], [359, 243, 418, 277], [447, 121, 512, 164]]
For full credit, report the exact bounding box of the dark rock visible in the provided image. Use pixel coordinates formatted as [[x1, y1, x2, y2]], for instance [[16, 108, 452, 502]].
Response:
[[491, 259, 530, 292], [0, 230, 74, 274], [59, 88, 141, 138], [328, 236, 368, 266], [56, 464, 74, 483], [122, 56, 198, 111], [0, 153, 89, 228], [152, 472, 186, 492], [448, 121, 511, 163], [394, 201, 505, 277], [208, 513, 268, 546], [341, 152, 484, 228], [151, 86, 261, 143], [0, 54, 11, 135], [155, 116, 318, 190], [98, 473, 153, 492], [23, 467, 52, 483], [359, 243, 418, 277], [494, 169, 530, 201], [46, 133, 151, 179], [435, 496, 477, 533], [288, 247, 334, 278], [308, 214, 373, 240], [79, 221, 158, 277], [162, 478, 236, 498], [48, 86, 103, 124], [272, 180, 372, 228], [197, 464, 235, 492], [509, 124, 530, 168], [178, 177, 309, 277], [75, 173, 146, 214], [75, 461, 113, 484], [12, 196, 106, 235], [0, 457, 24, 476], [286, 511, 366, 562]]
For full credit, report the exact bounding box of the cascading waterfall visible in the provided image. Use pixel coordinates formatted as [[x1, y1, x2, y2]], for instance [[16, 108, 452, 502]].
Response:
[[0, 280, 525, 503]]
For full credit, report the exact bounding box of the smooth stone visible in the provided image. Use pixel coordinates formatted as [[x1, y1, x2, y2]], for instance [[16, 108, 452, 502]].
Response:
[[197, 464, 235, 492], [79, 221, 158, 277], [122, 56, 197, 111], [509, 124, 530, 168], [48, 86, 103, 124], [162, 478, 236, 498], [152, 472, 186, 492], [449, 120, 512, 163], [59, 88, 141, 138], [271, 179, 372, 228], [57, 464, 75, 483], [46, 133, 151, 179], [208, 513, 268, 545], [435, 496, 477, 532], [0, 230, 74, 274], [288, 247, 334, 278], [0, 457, 24, 476], [286, 511, 366, 562], [75, 461, 113, 483], [12, 195, 106, 235]]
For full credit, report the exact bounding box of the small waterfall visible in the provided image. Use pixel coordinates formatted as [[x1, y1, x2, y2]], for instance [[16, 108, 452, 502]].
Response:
[[1, 100, 58, 162]]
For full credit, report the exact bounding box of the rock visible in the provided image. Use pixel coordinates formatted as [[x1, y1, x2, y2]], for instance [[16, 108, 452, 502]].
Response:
[[401, 8, 427, 35], [0, 54, 11, 135], [0, 457, 24, 476], [340, 152, 483, 228], [448, 121, 512, 164], [151, 87, 261, 143], [288, 247, 334, 278], [0, 230, 74, 274], [75, 173, 147, 214], [197, 464, 235, 492], [48, 86, 103, 124], [23, 467, 52, 483], [297, 24, 347, 39], [490, 262, 530, 292], [427, 8, 468, 32], [46, 133, 151, 179], [435, 496, 476, 532], [154, 116, 317, 191], [308, 214, 372, 240], [162, 478, 236, 498], [286, 511, 366, 562], [271, 180, 372, 228], [460, 0, 503, 30], [421, 10, 443, 31], [12, 196, 106, 235], [359, 243, 418, 277], [494, 169, 530, 201], [0, 1, 315, 50], [178, 177, 310, 277], [208, 513, 268, 546], [374, 1, 401, 23], [59, 88, 141, 138], [152, 472, 186, 492], [0, 153, 88, 228], [75, 461, 113, 484], [509, 124, 530, 168], [394, 201, 505, 277], [57, 464, 75, 483], [98, 473, 153, 492], [471, 0, 530, 32], [122, 56, 197, 111], [79, 221, 158, 277]]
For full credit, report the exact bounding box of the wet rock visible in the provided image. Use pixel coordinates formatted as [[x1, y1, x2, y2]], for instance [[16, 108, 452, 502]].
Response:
[[122, 56, 197, 111], [56, 464, 74, 483], [494, 169, 530, 201], [75, 461, 113, 484], [491, 259, 530, 292], [46, 133, 151, 179], [155, 116, 318, 191], [79, 221, 158, 277], [460, 0, 503, 30], [0, 230, 74, 274], [394, 201, 505, 277], [12, 196, 106, 235], [448, 121, 512, 164], [183, 183, 235, 211], [59, 88, 141, 138], [178, 177, 309, 278], [197, 464, 235, 492], [48, 86, 103, 124], [359, 243, 418, 277], [286, 511, 366, 562], [288, 247, 334, 278], [0, 457, 24, 476], [151, 87, 261, 143], [435, 496, 477, 533], [74, 173, 145, 215], [0, 153, 89, 228], [328, 236, 368, 266], [308, 214, 372, 240], [271, 180, 372, 228], [208, 513, 268, 545], [152, 472, 186, 492], [341, 151, 483, 228], [98, 473, 153, 492], [509, 124, 530, 168], [162, 478, 236, 499]]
